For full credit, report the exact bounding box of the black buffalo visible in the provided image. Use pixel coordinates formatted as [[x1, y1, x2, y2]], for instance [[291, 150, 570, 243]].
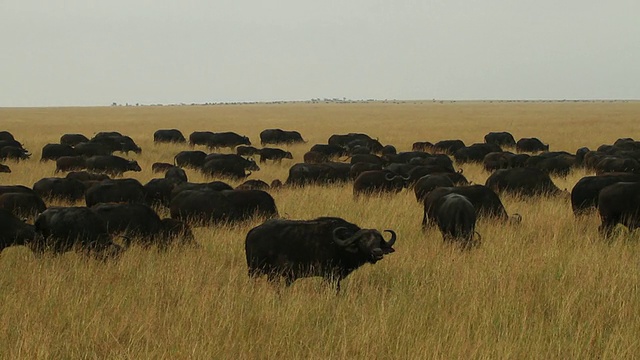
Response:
[[425, 193, 479, 248], [0, 146, 30, 161], [170, 189, 277, 224], [85, 155, 142, 176], [0, 208, 36, 252], [236, 179, 271, 191], [259, 148, 293, 163], [260, 129, 305, 145], [91, 203, 195, 248], [485, 168, 561, 196], [349, 162, 383, 180], [0, 185, 36, 197], [74, 142, 114, 157], [171, 181, 234, 197], [413, 174, 455, 202], [597, 182, 640, 236], [236, 145, 261, 156], [594, 157, 640, 174], [33, 177, 88, 202], [154, 129, 186, 143], [454, 143, 502, 164], [422, 185, 519, 226], [353, 170, 406, 196], [0, 164, 10, 173], [60, 133, 89, 146], [303, 151, 329, 164], [33, 206, 122, 258], [432, 140, 466, 154], [65, 171, 110, 182], [516, 138, 549, 153], [144, 178, 179, 206], [205, 132, 251, 150], [484, 132, 516, 147], [571, 173, 640, 215], [85, 178, 146, 207], [90, 133, 141, 154], [0, 192, 46, 219], [174, 150, 208, 168], [309, 144, 348, 158], [41, 143, 77, 161], [412, 141, 434, 152], [286, 163, 349, 186], [201, 158, 255, 179], [483, 152, 516, 172], [151, 162, 176, 173], [245, 217, 396, 291], [55, 156, 87, 173], [0, 131, 16, 142]]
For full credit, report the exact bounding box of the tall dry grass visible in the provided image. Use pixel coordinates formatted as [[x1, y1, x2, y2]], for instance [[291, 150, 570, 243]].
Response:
[[1, 101, 640, 358]]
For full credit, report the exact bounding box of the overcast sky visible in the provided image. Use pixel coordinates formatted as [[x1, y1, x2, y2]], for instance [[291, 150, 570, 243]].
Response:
[[1, 0, 639, 107]]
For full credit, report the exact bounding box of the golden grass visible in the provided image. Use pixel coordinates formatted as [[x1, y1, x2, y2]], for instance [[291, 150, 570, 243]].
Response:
[[1, 101, 640, 358]]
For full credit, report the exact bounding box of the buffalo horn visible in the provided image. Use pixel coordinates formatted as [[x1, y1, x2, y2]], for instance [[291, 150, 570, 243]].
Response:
[[383, 230, 396, 246], [384, 172, 397, 181], [332, 227, 358, 247]]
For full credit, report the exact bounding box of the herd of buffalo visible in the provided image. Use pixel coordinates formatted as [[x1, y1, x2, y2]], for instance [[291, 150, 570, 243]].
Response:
[[1, 128, 639, 290]]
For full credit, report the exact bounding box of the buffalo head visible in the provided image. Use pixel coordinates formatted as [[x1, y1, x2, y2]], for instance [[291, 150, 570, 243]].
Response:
[[333, 227, 397, 263], [128, 161, 142, 172]]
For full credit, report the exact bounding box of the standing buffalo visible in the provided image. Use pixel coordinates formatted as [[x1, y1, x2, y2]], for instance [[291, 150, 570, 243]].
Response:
[[237, 145, 261, 156], [33, 177, 89, 202], [424, 193, 479, 248], [303, 151, 329, 164], [154, 129, 186, 143], [174, 150, 207, 168], [201, 158, 256, 180], [0, 208, 36, 252], [353, 170, 406, 196], [485, 168, 561, 196], [309, 144, 348, 158], [32, 207, 122, 258], [85, 179, 146, 207], [260, 129, 305, 145], [0, 146, 30, 161], [484, 132, 516, 147], [55, 156, 87, 173], [413, 174, 455, 202], [412, 141, 434, 152], [453, 143, 502, 164], [205, 132, 251, 150], [516, 138, 549, 153], [245, 217, 396, 291], [85, 155, 142, 176], [0, 192, 46, 219], [571, 173, 640, 215], [259, 148, 293, 163], [597, 182, 640, 236], [170, 189, 277, 224], [41, 143, 77, 161], [60, 133, 89, 146], [432, 140, 466, 154]]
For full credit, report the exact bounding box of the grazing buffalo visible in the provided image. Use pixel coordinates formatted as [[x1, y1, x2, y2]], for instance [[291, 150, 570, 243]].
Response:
[[260, 129, 305, 145], [90, 134, 141, 154], [571, 173, 640, 215], [353, 170, 406, 196], [425, 193, 479, 248], [0, 192, 46, 219], [309, 144, 348, 158], [41, 143, 77, 161], [454, 143, 502, 164], [189, 131, 214, 146], [413, 174, 455, 202], [384, 151, 431, 164], [0, 164, 10, 173], [0, 131, 16, 142], [171, 181, 234, 197], [594, 157, 640, 174], [485, 168, 561, 196], [286, 163, 331, 186], [60, 133, 89, 146], [85, 178, 146, 207], [170, 189, 277, 224], [303, 151, 329, 164], [201, 158, 254, 179], [86, 155, 142, 176], [516, 138, 549, 153], [74, 142, 114, 157], [597, 182, 640, 236], [144, 178, 178, 206], [329, 133, 383, 154], [236, 179, 271, 191], [412, 141, 434, 152], [245, 217, 396, 291], [55, 156, 87, 173], [483, 152, 515, 172], [259, 148, 293, 163], [0, 185, 36, 197], [350, 154, 384, 166], [204, 153, 259, 169], [484, 132, 516, 147], [91, 203, 194, 248], [432, 140, 466, 154], [349, 162, 383, 180], [152, 162, 176, 173], [527, 154, 575, 177], [0, 208, 36, 251], [575, 147, 590, 166], [205, 132, 251, 150], [33, 207, 122, 257], [153, 129, 186, 143], [0, 146, 30, 161], [423, 185, 519, 225], [237, 145, 261, 156], [165, 167, 188, 183], [174, 150, 208, 168]]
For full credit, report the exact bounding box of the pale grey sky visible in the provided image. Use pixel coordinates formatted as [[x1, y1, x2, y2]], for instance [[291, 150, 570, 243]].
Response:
[[1, 0, 639, 106]]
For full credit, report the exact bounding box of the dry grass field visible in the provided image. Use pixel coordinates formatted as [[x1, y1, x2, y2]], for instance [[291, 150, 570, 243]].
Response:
[[1, 101, 640, 358]]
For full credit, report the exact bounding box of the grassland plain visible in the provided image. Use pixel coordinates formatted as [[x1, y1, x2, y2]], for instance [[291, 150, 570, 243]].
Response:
[[0, 101, 639, 359]]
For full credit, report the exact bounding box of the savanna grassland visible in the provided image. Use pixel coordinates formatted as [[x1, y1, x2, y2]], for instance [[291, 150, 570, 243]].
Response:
[[1, 101, 640, 359]]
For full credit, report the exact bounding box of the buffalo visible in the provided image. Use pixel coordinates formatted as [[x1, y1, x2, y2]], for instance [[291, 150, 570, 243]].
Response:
[[174, 150, 207, 168], [85, 178, 146, 207], [33, 177, 88, 202], [260, 129, 305, 145], [0, 208, 36, 252], [0, 146, 30, 161], [0, 164, 10, 173], [571, 173, 640, 215], [516, 138, 549, 153], [454, 143, 502, 164], [484, 132, 516, 147], [0, 192, 46, 219], [154, 129, 186, 143], [85, 155, 142, 176], [60, 133, 89, 146], [237, 145, 261, 156], [245, 217, 396, 291], [55, 156, 87, 173], [412, 141, 434, 152], [413, 174, 455, 202], [41, 143, 77, 161], [485, 168, 561, 196], [424, 193, 479, 248], [259, 148, 293, 163], [170, 189, 277, 224], [597, 182, 640, 236], [353, 170, 407, 196], [432, 140, 466, 154], [152, 162, 176, 173]]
